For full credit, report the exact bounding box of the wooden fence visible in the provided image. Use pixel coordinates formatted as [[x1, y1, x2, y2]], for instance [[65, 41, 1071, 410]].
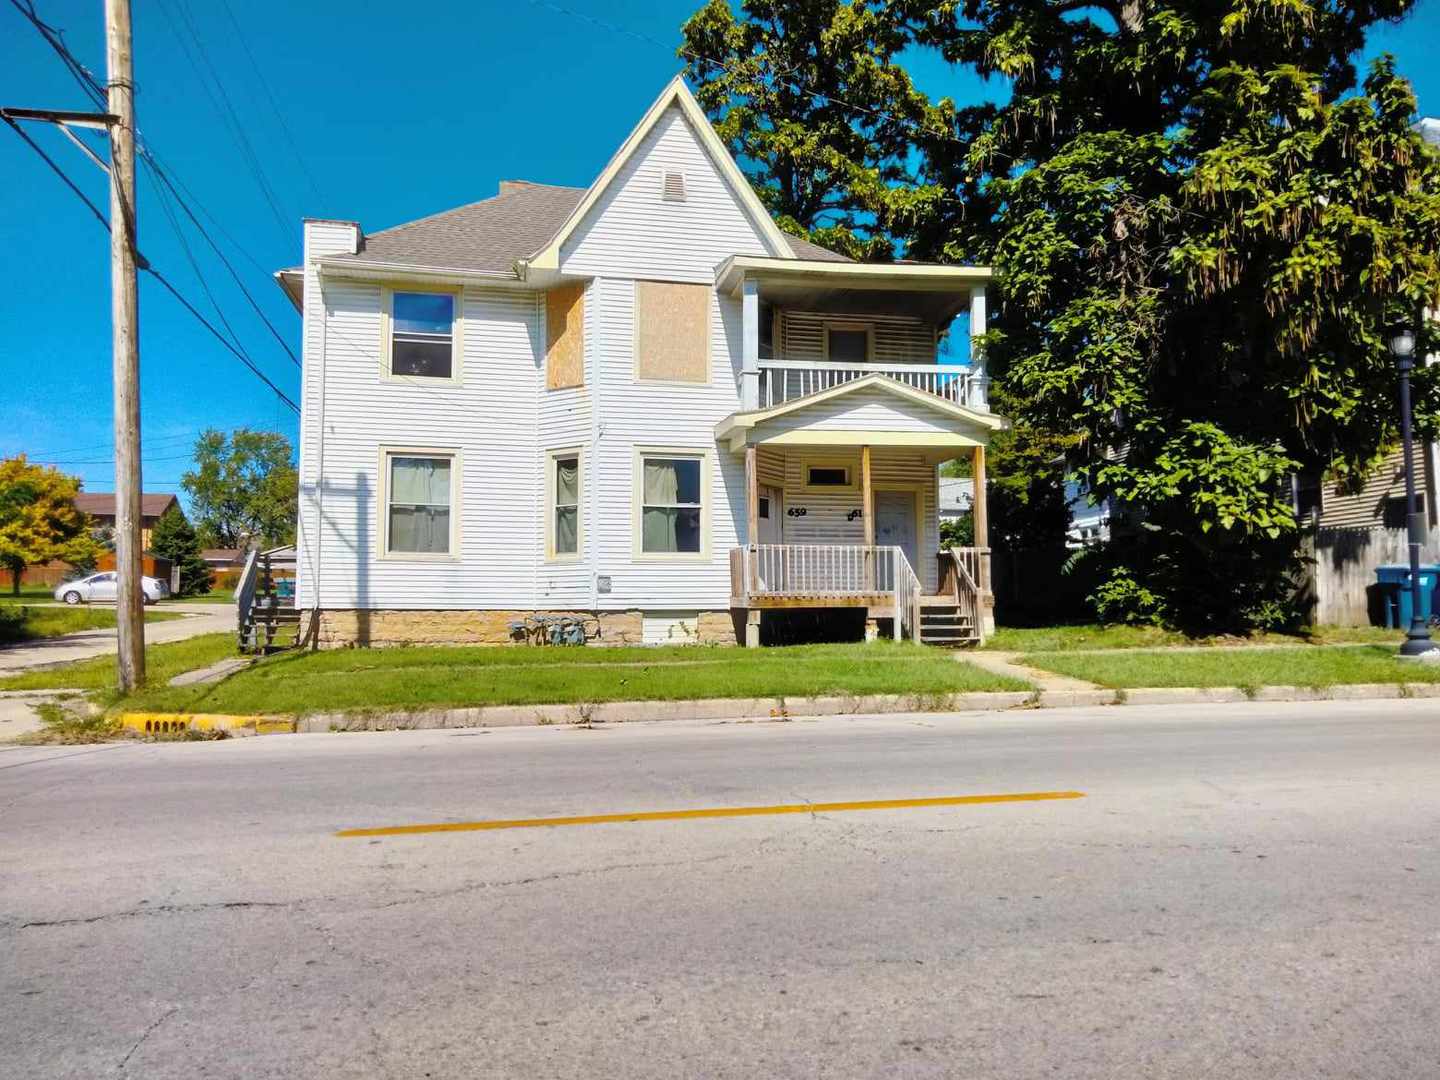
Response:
[[1302, 527, 1440, 626]]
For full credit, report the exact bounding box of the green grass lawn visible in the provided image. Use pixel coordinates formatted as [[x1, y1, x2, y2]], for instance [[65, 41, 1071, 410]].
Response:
[[0, 604, 182, 645], [1019, 645, 1438, 690], [113, 640, 1030, 717], [0, 632, 238, 700], [986, 623, 1404, 652], [166, 588, 235, 604], [0, 585, 65, 605]]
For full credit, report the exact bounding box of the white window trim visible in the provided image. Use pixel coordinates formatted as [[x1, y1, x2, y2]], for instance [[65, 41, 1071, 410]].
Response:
[[800, 453, 859, 493], [632, 280, 713, 388], [377, 446, 462, 562], [632, 446, 711, 563], [380, 285, 464, 385], [822, 320, 875, 364], [545, 446, 584, 563]]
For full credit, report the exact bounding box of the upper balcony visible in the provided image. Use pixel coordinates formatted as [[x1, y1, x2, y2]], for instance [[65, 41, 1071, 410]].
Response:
[[717, 254, 992, 415]]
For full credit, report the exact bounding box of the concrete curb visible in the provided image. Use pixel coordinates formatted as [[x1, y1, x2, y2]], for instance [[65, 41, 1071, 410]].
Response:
[[281, 681, 1440, 734]]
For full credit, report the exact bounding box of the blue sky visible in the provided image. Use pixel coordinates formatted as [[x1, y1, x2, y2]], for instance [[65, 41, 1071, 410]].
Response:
[[3, 0, 1439, 500]]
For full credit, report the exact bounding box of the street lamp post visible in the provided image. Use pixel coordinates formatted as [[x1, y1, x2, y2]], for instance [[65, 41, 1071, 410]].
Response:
[[1391, 325, 1438, 658]]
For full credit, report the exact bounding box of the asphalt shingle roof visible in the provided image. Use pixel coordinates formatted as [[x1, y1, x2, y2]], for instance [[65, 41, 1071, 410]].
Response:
[[327, 181, 850, 273]]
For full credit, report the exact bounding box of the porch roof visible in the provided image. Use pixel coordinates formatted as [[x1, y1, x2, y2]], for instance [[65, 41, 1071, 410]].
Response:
[[715, 373, 1008, 452]]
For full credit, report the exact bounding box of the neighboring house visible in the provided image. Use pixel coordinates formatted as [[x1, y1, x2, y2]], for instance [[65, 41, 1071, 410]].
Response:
[[200, 548, 247, 572], [73, 492, 181, 552], [1065, 478, 1112, 547], [274, 78, 1005, 648], [938, 477, 973, 526]]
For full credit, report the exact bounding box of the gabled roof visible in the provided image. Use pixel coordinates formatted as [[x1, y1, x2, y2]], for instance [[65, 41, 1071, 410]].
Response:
[[319, 180, 849, 280], [301, 76, 851, 293], [521, 76, 795, 272], [715, 373, 1007, 451], [74, 492, 180, 519]]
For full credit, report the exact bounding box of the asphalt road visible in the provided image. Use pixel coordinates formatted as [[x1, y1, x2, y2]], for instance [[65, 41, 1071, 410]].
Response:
[[4, 700, 1439, 1079]]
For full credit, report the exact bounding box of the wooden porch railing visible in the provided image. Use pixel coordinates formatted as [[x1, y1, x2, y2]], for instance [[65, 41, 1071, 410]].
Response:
[[756, 360, 986, 409], [730, 543, 923, 641], [938, 546, 988, 645]]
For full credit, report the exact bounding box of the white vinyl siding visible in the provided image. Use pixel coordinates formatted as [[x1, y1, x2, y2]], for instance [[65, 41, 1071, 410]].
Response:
[[560, 102, 772, 283], [762, 386, 969, 439], [299, 281, 542, 610]]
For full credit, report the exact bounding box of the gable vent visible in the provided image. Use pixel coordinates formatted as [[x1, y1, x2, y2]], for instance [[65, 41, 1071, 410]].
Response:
[[661, 170, 687, 203]]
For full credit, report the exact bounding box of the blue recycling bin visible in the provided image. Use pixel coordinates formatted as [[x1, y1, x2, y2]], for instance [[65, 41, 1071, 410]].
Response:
[[1375, 564, 1439, 628]]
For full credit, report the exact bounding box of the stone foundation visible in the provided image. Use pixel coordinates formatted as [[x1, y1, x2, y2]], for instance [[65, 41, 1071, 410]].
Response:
[[309, 609, 738, 648]]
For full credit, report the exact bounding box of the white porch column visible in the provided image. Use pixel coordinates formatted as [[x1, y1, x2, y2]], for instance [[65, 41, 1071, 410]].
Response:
[[740, 276, 760, 410], [969, 285, 988, 411]]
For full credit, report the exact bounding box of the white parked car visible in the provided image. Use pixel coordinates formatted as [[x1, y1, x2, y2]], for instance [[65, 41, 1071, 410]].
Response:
[[54, 572, 169, 606]]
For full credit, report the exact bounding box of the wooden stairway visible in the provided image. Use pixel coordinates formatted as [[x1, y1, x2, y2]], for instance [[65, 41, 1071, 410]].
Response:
[[237, 550, 303, 654], [918, 598, 980, 647]]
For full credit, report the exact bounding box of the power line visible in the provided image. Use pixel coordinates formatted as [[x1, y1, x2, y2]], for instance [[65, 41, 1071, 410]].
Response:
[[2, 119, 300, 413], [217, 0, 326, 212], [155, 0, 293, 241], [7, 0, 301, 412]]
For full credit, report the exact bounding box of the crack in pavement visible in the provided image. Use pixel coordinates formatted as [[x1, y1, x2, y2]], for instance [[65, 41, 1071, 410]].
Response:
[[116, 1005, 176, 1073], [15, 899, 296, 931], [373, 853, 736, 910]]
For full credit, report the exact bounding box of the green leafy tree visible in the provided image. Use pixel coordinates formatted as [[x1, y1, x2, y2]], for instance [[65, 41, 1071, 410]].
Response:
[[683, 0, 1440, 630], [0, 456, 103, 594], [147, 506, 212, 597], [182, 429, 298, 550]]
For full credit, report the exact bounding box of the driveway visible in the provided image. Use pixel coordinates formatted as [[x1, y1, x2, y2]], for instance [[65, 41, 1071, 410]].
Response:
[[0, 603, 234, 675], [4, 699, 1438, 1079]]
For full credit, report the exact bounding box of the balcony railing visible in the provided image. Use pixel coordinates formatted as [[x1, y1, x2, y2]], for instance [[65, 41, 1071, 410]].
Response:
[[756, 359, 984, 410]]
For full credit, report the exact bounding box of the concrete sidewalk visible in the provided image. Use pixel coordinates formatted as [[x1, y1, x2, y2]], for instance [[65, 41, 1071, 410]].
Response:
[[0, 604, 234, 675]]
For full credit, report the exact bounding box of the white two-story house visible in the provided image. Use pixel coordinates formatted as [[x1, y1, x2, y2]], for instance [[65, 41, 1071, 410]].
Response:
[[273, 78, 1006, 648]]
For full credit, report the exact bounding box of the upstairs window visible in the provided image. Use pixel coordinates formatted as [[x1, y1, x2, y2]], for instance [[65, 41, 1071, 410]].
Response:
[[825, 322, 872, 364], [635, 281, 709, 383], [388, 290, 457, 379]]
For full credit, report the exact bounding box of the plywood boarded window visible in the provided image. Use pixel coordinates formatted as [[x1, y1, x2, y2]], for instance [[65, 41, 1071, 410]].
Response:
[[635, 281, 709, 383], [546, 283, 585, 390]]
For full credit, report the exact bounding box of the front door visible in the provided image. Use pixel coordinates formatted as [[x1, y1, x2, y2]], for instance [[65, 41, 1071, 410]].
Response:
[[874, 490, 919, 573], [757, 485, 783, 545]]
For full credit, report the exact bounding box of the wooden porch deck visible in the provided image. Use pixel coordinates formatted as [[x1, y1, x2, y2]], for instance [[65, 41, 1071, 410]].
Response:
[[729, 544, 988, 646]]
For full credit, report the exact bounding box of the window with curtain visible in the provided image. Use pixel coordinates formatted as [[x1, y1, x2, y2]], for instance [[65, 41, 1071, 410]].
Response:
[[386, 454, 453, 554], [553, 454, 580, 556], [641, 456, 702, 554], [390, 292, 454, 378]]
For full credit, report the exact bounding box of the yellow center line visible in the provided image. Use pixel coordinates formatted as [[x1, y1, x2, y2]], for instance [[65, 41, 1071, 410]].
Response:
[[335, 791, 1085, 838]]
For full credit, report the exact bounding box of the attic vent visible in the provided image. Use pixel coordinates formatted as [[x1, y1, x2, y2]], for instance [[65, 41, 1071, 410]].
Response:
[[661, 170, 687, 203]]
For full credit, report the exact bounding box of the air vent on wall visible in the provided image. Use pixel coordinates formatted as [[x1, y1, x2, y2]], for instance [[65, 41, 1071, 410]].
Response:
[[661, 170, 687, 203]]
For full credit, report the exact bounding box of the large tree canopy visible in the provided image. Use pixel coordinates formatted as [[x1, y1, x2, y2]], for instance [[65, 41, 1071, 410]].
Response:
[[182, 429, 298, 550], [0, 456, 102, 594], [682, 0, 1440, 628]]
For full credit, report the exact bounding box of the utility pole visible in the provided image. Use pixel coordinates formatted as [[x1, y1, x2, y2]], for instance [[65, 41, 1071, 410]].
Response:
[[107, 0, 144, 690]]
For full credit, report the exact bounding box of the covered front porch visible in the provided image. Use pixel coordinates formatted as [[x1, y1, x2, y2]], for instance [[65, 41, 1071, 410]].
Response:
[[716, 378, 1006, 647]]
